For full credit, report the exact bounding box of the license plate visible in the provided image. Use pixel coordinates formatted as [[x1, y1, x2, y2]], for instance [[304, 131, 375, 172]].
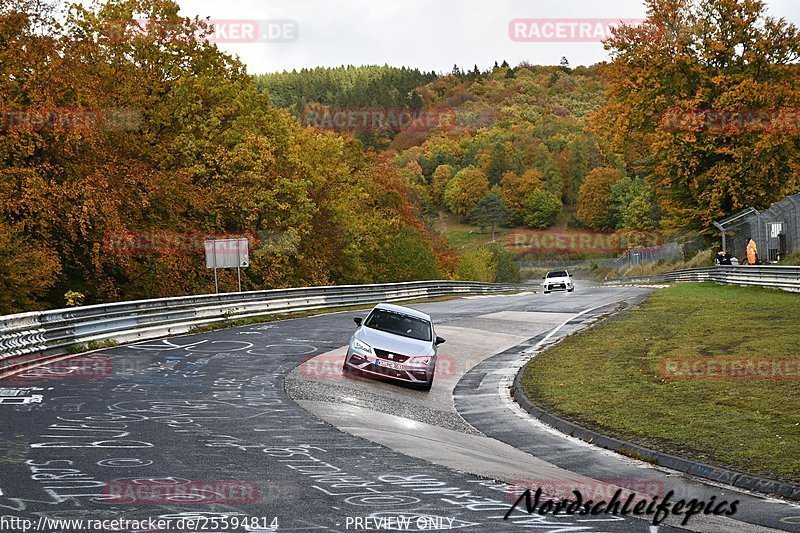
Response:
[[374, 359, 403, 370]]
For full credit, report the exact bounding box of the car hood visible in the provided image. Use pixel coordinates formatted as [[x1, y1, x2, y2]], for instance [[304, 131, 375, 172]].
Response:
[[545, 277, 570, 283], [357, 327, 433, 356]]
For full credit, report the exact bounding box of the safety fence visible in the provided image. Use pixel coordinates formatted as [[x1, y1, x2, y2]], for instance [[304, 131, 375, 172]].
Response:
[[0, 281, 522, 374], [715, 192, 800, 263], [517, 242, 689, 275], [663, 266, 800, 291], [616, 242, 683, 270], [602, 275, 666, 286]]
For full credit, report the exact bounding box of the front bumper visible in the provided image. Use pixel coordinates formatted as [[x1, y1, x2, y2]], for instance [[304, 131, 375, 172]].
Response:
[[344, 349, 433, 384], [543, 282, 572, 292]]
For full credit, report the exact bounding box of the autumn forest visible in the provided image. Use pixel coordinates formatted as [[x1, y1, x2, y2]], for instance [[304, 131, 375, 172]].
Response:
[[2, 0, 799, 313]]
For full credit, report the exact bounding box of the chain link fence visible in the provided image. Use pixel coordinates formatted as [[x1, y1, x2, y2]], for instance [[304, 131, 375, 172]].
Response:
[[717, 192, 800, 263], [518, 242, 686, 274], [615, 241, 683, 270]]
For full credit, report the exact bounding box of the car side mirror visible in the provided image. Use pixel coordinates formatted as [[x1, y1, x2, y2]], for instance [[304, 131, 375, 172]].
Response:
[[435, 336, 446, 345], [354, 317, 362, 326]]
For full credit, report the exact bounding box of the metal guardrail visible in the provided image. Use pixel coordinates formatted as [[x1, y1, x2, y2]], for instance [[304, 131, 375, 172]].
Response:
[[0, 281, 522, 374], [664, 265, 800, 292], [602, 275, 666, 286]]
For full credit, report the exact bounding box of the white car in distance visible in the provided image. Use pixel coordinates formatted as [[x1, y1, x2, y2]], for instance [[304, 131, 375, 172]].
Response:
[[542, 270, 574, 294]]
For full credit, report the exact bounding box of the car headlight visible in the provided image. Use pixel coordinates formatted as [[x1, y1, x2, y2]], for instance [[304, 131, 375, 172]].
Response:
[[353, 338, 372, 353]]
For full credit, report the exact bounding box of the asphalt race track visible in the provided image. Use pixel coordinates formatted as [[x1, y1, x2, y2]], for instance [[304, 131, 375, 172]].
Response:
[[1, 282, 798, 532]]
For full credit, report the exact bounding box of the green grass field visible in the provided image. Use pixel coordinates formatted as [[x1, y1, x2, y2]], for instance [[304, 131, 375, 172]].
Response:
[[519, 282, 800, 484], [432, 211, 512, 250]]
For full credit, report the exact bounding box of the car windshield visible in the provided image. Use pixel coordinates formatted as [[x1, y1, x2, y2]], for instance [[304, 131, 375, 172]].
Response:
[[364, 309, 432, 341], [548, 271, 568, 278]]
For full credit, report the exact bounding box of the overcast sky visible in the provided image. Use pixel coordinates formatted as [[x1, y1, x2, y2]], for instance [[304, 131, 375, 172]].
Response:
[[167, 0, 800, 74]]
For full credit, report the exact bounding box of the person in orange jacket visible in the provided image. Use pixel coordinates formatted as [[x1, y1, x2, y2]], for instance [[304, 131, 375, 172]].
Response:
[[746, 239, 758, 265]]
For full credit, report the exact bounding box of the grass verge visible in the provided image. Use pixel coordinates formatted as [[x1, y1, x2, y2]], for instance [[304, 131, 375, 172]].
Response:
[[778, 251, 800, 266], [68, 339, 119, 354], [433, 211, 514, 251], [519, 282, 800, 484], [581, 248, 716, 282]]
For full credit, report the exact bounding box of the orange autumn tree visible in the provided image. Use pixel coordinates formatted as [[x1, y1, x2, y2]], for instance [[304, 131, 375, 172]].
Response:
[[499, 168, 544, 224], [0, 1, 64, 310], [0, 0, 446, 312], [592, 0, 800, 232], [577, 167, 625, 230]]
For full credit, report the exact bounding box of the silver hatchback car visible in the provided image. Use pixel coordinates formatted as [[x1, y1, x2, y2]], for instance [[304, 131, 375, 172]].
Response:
[[342, 303, 445, 391]]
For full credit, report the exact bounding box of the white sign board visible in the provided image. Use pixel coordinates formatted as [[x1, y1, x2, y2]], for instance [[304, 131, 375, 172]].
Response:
[[204, 238, 249, 269]]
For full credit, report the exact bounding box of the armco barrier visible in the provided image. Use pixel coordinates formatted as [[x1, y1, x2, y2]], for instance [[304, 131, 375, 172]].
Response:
[[664, 265, 800, 292], [0, 281, 522, 374], [602, 275, 666, 286]]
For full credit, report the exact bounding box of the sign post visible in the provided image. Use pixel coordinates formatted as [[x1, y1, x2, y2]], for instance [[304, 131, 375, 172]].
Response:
[[204, 238, 250, 293]]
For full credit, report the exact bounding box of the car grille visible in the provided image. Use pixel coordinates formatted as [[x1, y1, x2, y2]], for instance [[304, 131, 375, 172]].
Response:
[[373, 348, 410, 363]]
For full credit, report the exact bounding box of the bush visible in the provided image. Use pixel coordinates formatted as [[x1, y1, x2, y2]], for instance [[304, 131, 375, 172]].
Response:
[[777, 251, 800, 266], [523, 189, 562, 228], [490, 243, 522, 283], [377, 227, 440, 282], [64, 291, 85, 307], [456, 246, 496, 282], [617, 248, 715, 278], [456, 244, 521, 283]]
